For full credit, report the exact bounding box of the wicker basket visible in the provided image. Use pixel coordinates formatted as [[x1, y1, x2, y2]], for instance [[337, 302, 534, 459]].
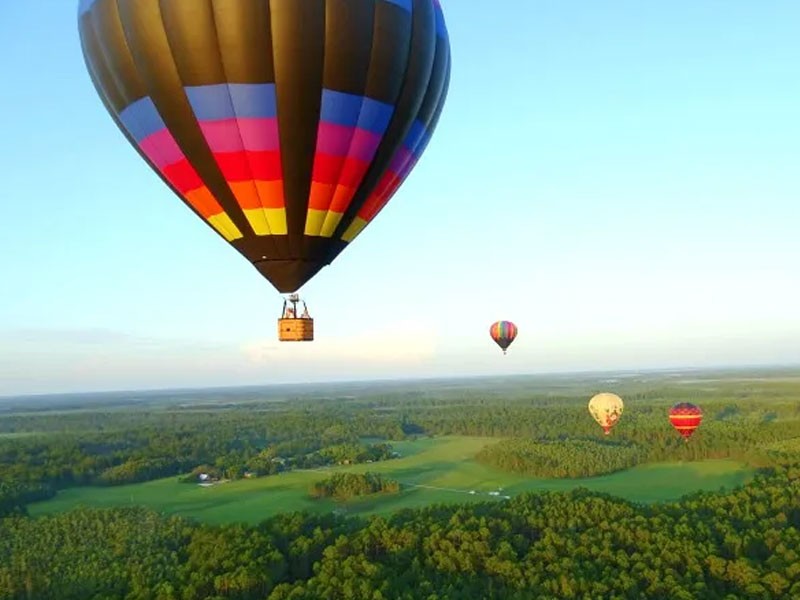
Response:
[[278, 318, 314, 342]]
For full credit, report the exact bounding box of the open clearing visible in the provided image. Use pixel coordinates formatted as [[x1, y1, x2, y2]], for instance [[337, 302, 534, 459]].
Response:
[[30, 436, 754, 525]]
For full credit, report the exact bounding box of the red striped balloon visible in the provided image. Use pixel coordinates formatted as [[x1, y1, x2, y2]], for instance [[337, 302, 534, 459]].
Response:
[[669, 402, 703, 441], [489, 321, 518, 355]]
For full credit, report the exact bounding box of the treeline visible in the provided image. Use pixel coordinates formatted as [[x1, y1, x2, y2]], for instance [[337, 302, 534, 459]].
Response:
[[1, 464, 799, 599], [309, 472, 400, 500], [476, 438, 642, 478], [0, 422, 397, 493], [0, 482, 55, 518], [179, 442, 397, 483]]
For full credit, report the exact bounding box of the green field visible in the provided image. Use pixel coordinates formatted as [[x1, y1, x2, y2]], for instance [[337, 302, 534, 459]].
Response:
[[30, 436, 754, 524]]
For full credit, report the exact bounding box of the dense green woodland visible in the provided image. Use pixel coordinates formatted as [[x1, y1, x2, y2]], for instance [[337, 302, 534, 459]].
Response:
[[3, 375, 800, 503], [309, 472, 400, 500], [2, 373, 800, 597], [476, 438, 642, 478], [0, 463, 798, 599]]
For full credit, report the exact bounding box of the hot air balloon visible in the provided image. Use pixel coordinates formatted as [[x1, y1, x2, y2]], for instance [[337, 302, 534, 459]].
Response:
[[669, 402, 703, 441], [588, 392, 624, 435], [489, 321, 518, 355], [78, 0, 451, 342]]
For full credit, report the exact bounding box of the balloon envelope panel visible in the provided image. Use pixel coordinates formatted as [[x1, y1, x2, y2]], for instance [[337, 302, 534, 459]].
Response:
[[78, 0, 451, 293]]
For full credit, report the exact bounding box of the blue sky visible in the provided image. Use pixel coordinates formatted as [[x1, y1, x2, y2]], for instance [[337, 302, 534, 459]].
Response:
[[1, 1, 799, 395]]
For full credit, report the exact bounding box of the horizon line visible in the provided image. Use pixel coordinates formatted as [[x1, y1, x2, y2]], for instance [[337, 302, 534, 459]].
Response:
[[2, 361, 799, 402]]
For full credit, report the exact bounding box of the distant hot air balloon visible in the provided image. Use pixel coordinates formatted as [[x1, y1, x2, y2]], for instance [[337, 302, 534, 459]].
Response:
[[77, 0, 451, 341], [588, 393, 624, 435], [669, 402, 703, 441], [490, 321, 518, 355]]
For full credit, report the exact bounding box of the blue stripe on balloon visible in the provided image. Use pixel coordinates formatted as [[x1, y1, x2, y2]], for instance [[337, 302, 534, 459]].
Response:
[[185, 84, 277, 121], [118, 85, 396, 142], [118, 97, 165, 142], [320, 90, 394, 135], [403, 120, 427, 152], [382, 0, 413, 12]]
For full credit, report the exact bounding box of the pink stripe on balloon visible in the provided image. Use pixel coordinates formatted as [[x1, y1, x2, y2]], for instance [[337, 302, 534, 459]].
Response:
[[199, 118, 280, 153], [139, 129, 184, 169], [315, 122, 354, 157], [348, 128, 382, 162], [238, 118, 279, 152], [316, 123, 382, 161]]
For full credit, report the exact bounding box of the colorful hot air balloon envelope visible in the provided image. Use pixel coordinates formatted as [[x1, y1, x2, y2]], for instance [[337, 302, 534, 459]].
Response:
[[77, 0, 451, 294], [669, 402, 703, 441], [489, 321, 518, 355], [588, 392, 624, 435]]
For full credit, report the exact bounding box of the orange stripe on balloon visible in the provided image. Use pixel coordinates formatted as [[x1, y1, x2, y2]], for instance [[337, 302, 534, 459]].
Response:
[[330, 185, 356, 213], [309, 182, 336, 211], [184, 186, 224, 219]]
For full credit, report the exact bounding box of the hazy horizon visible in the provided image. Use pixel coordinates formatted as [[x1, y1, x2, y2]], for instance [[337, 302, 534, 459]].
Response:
[[2, 360, 798, 400]]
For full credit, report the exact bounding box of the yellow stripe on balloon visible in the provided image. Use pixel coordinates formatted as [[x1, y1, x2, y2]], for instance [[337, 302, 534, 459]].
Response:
[[341, 217, 367, 243], [244, 208, 287, 235], [305, 209, 346, 238], [304, 209, 327, 236], [208, 213, 243, 241], [320, 211, 344, 237]]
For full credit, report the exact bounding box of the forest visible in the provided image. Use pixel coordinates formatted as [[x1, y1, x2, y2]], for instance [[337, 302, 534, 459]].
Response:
[[0, 463, 798, 599], [475, 438, 643, 478], [2, 371, 800, 597]]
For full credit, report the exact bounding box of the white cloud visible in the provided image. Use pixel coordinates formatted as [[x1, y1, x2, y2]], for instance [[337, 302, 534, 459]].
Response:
[[0, 321, 441, 396], [242, 318, 439, 365]]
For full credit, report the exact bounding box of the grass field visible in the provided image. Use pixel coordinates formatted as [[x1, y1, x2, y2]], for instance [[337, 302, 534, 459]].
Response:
[[30, 436, 754, 525]]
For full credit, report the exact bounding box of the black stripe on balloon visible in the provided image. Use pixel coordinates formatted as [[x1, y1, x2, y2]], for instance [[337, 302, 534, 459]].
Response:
[[84, 2, 147, 109], [322, 0, 374, 95], [364, 1, 413, 105], [426, 48, 451, 143], [329, 0, 437, 243], [115, 0, 254, 237], [211, 0, 275, 84], [158, 0, 228, 87], [79, 13, 126, 111], [270, 0, 326, 258], [415, 26, 450, 126]]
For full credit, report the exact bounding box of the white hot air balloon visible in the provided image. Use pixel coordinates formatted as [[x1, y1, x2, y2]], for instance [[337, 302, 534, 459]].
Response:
[[588, 393, 624, 435]]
